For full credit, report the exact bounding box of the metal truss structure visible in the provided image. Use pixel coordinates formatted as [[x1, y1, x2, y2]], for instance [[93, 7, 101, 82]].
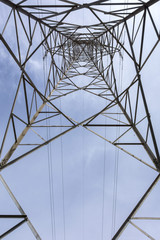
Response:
[[0, 0, 160, 239]]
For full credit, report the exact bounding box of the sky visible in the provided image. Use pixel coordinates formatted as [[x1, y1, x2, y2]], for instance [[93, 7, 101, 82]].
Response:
[[0, 1, 160, 240]]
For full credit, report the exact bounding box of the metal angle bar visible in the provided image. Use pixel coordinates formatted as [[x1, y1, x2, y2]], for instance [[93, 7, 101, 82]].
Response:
[[1, 27, 82, 104], [21, 4, 75, 8], [31, 113, 60, 125], [40, 6, 75, 20], [29, 89, 36, 117], [83, 88, 109, 101], [109, 6, 140, 15], [84, 24, 157, 171], [0, 39, 79, 165], [54, 76, 154, 170], [132, 15, 136, 42], [86, 26, 120, 67], [133, 82, 140, 124], [90, 7, 138, 64], [0, 219, 27, 239], [26, 107, 157, 174], [0, 49, 110, 166], [16, 10, 30, 43], [95, 0, 159, 40], [59, 0, 76, 5], [125, 21, 160, 168], [22, 28, 56, 66], [83, 126, 157, 172], [114, 143, 144, 145], [43, 35, 81, 84], [20, 3, 143, 8], [29, 10, 57, 15], [0, 76, 74, 166], [39, 111, 59, 113], [0, 21, 37, 157], [83, 44, 158, 168], [8, 77, 156, 173], [84, 87, 109, 90], [117, 96, 158, 169], [83, 80, 148, 147], [102, 113, 123, 115], [147, 7, 159, 38], [0, 175, 41, 239], [2, 0, 155, 41], [137, 9, 160, 70], [28, 16, 32, 41], [31, 125, 72, 128], [23, 77, 30, 124], [82, 57, 133, 124], [85, 82, 137, 125], [12, 113, 27, 125], [17, 0, 27, 4], [132, 217, 160, 220], [0, 114, 94, 170], [85, 124, 131, 127], [0, 31, 41, 93], [30, 128, 46, 142], [0, 34, 21, 67], [49, 60, 79, 89], [50, 28, 80, 59], [19, 144, 41, 146], [60, 50, 82, 78], [140, 38, 159, 70], [39, 0, 108, 20], [113, 116, 147, 144], [49, 89, 80, 101], [13, 9, 22, 64], [146, 122, 150, 143], [0, 0, 54, 29], [139, 9, 147, 67], [0, 215, 27, 218], [87, 26, 122, 58], [90, 6, 122, 18], [112, 173, 160, 240], [132, 13, 144, 44], [0, 2, 159, 240], [2, 9, 13, 36], [101, 114, 128, 125], [0, 46, 95, 166], [126, 91, 133, 122], [22, 12, 80, 67], [93, 2, 143, 6], [11, 115, 17, 142], [129, 221, 155, 240]]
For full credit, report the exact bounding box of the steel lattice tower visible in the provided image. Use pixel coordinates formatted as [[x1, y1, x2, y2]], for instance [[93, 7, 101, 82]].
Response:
[[0, 0, 160, 239]]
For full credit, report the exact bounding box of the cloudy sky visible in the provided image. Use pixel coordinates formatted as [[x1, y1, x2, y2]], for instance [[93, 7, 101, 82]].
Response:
[[0, 1, 160, 240]]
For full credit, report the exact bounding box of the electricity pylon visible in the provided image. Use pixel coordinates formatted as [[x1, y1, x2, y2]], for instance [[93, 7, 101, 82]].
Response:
[[0, 0, 160, 239]]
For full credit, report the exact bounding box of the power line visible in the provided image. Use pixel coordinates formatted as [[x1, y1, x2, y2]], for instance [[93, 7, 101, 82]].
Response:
[[60, 98, 66, 240], [111, 39, 124, 237], [41, 15, 56, 239], [101, 109, 107, 240], [82, 89, 85, 240]]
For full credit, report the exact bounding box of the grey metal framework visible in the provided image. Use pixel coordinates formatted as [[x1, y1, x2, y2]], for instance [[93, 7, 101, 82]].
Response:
[[0, 0, 160, 239]]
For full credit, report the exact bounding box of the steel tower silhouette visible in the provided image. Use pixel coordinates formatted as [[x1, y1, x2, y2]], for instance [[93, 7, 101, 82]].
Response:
[[0, 0, 160, 239]]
